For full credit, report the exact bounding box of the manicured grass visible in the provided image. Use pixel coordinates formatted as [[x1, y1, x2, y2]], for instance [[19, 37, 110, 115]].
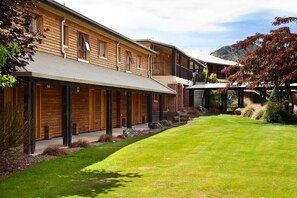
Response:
[[1, 115, 297, 197]]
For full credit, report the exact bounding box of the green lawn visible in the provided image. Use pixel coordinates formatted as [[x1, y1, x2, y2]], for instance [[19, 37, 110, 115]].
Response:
[[1, 115, 297, 197]]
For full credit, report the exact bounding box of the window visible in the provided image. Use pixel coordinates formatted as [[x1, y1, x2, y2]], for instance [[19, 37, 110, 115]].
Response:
[[125, 51, 132, 71], [136, 55, 142, 68], [28, 14, 43, 33], [63, 25, 69, 46], [98, 40, 106, 58], [78, 32, 90, 61]]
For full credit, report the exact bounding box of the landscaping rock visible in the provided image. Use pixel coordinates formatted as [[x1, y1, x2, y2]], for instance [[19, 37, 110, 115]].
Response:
[[159, 120, 172, 127], [234, 108, 242, 115], [149, 122, 163, 129], [123, 128, 138, 138]]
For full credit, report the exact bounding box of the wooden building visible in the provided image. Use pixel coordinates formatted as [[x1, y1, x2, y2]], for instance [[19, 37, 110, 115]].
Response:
[[136, 40, 205, 119], [0, 0, 175, 154]]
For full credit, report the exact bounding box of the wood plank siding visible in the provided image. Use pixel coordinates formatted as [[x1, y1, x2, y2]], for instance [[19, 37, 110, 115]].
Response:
[[34, 5, 150, 77], [0, 1, 174, 149]]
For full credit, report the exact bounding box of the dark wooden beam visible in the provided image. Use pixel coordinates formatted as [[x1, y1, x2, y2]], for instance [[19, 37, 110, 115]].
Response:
[[204, 90, 210, 108], [178, 53, 182, 77], [62, 86, 72, 146], [147, 94, 153, 126], [116, 91, 121, 128], [106, 90, 113, 135], [126, 91, 132, 128], [189, 89, 194, 107], [221, 92, 227, 113], [237, 89, 241, 108], [172, 48, 176, 76], [24, 79, 36, 154], [240, 89, 244, 108], [159, 95, 163, 121]]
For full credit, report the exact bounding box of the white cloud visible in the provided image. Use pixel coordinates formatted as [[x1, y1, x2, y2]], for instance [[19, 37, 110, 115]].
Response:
[[53, 0, 297, 53], [54, 0, 297, 33]]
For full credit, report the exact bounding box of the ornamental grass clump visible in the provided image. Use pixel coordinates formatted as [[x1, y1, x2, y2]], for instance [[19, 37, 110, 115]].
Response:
[[251, 105, 266, 120], [241, 105, 256, 118], [42, 146, 68, 156], [70, 139, 91, 148], [0, 105, 28, 154]]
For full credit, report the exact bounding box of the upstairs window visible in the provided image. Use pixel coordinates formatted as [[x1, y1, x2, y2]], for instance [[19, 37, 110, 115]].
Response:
[[136, 55, 142, 68], [98, 40, 106, 58], [78, 32, 90, 61], [28, 14, 43, 33], [125, 51, 133, 71]]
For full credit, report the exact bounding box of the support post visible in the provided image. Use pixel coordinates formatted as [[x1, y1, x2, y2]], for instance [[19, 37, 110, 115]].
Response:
[[106, 90, 113, 135], [240, 89, 244, 108], [237, 89, 241, 108], [224, 92, 228, 112], [204, 90, 210, 108], [189, 89, 194, 107], [159, 95, 163, 121], [221, 91, 227, 113], [147, 94, 153, 126], [221, 92, 224, 113], [172, 48, 176, 76], [62, 86, 72, 146], [24, 80, 36, 154], [260, 88, 266, 103], [126, 91, 132, 128], [178, 53, 182, 77]]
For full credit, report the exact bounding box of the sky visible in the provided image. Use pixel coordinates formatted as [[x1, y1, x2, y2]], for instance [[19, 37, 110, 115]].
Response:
[[54, 0, 297, 54]]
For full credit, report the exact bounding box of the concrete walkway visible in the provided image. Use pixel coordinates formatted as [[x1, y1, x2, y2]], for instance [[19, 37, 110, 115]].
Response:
[[35, 123, 149, 155]]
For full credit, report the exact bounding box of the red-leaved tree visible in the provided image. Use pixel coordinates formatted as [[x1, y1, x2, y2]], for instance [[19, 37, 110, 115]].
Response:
[[226, 17, 297, 111]]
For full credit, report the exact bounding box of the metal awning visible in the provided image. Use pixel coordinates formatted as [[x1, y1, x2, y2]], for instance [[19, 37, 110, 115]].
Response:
[[16, 52, 175, 94], [188, 83, 297, 90], [187, 83, 230, 90]]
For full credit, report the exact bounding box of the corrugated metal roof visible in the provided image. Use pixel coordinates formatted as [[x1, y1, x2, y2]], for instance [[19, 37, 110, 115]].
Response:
[[16, 52, 176, 94], [136, 39, 206, 67], [182, 49, 239, 66], [136, 39, 239, 67]]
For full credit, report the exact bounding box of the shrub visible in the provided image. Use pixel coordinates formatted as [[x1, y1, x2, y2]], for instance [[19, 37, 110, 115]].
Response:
[[196, 71, 206, 82], [209, 90, 220, 108], [0, 105, 28, 154], [208, 73, 219, 83], [264, 87, 297, 124], [69, 139, 90, 148], [42, 146, 68, 156]]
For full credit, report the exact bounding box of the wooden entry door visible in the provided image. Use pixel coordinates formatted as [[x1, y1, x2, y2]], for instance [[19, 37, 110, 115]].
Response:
[[89, 89, 95, 131], [101, 90, 106, 129], [132, 93, 142, 124], [36, 85, 41, 139]]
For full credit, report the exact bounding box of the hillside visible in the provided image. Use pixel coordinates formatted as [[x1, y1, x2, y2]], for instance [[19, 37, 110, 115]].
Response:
[[210, 45, 257, 62]]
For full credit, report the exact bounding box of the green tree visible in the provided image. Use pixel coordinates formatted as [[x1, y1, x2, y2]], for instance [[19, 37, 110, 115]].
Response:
[[226, 17, 297, 112], [0, 0, 43, 87]]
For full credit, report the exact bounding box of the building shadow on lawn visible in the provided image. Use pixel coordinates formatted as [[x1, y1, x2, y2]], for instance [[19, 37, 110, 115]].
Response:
[[55, 169, 142, 197]]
